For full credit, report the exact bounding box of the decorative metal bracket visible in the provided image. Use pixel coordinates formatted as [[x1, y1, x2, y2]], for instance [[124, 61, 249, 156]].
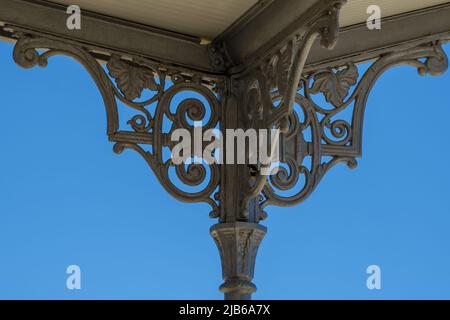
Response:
[[258, 42, 448, 211], [3, 0, 449, 300]]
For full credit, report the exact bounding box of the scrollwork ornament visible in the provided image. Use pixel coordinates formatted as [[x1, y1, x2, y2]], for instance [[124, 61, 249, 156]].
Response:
[[12, 31, 222, 218], [115, 80, 222, 218], [260, 42, 448, 212], [8, 30, 449, 222]]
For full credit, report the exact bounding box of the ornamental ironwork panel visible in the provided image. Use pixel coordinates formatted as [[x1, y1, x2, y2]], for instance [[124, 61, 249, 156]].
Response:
[[2, 0, 449, 300]]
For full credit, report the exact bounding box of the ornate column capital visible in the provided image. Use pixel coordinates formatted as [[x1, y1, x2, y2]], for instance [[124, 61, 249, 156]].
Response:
[[210, 222, 267, 300]]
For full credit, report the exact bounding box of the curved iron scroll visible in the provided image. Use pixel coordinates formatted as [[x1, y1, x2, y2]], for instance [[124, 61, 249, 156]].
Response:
[[12, 32, 222, 218]]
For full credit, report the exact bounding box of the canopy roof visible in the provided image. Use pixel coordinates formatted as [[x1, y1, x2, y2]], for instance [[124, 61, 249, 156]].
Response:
[[1, 0, 449, 73], [51, 0, 449, 39]]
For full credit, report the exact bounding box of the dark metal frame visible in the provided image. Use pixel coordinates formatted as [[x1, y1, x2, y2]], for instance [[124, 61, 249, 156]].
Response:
[[1, 0, 449, 299]]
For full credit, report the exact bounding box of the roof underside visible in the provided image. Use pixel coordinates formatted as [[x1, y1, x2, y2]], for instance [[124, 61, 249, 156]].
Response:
[[50, 0, 449, 39], [1, 0, 449, 73]]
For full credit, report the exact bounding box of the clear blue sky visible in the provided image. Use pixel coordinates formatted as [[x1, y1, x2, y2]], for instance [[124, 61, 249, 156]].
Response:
[[0, 41, 449, 300]]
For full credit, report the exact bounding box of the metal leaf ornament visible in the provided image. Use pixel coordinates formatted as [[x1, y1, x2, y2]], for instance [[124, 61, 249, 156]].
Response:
[[311, 63, 359, 107], [107, 55, 159, 101]]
